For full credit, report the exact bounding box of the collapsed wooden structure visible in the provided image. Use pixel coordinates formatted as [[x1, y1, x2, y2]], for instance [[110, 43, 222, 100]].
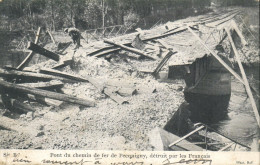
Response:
[[0, 8, 259, 149]]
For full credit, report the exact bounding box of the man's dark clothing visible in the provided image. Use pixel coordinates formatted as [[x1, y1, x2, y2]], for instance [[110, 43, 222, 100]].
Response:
[[65, 28, 81, 49]]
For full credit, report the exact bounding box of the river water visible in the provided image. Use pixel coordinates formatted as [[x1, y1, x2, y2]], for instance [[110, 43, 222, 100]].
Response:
[[209, 67, 259, 151]]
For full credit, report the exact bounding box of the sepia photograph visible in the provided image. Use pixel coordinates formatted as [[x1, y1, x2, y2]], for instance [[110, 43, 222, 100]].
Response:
[[0, 0, 259, 162]]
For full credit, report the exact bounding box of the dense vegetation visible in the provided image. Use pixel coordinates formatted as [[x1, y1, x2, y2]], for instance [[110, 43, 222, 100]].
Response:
[[0, 0, 257, 31], [0, 0, 212, 31]]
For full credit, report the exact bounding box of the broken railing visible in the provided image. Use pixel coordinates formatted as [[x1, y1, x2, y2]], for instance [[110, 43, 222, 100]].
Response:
[[84, 24, 134, 42], [168, 123, 251, 151]]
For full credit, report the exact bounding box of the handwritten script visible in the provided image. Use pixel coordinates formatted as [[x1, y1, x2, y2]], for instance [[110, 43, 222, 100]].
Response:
[[163, 158, 212, 165], [42, 159, 92, 165]]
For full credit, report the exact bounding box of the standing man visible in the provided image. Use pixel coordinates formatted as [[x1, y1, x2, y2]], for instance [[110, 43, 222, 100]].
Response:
[[64, 27, 81, 49]]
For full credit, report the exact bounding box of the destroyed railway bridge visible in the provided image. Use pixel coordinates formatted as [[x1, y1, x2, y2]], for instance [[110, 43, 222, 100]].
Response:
[[0, 8, 259, 151]]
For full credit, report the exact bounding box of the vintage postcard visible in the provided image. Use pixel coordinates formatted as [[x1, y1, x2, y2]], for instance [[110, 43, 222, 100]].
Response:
[[0, 0, 259, 164]]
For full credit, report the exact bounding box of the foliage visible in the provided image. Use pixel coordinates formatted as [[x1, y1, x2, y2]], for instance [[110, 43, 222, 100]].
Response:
[[0, 0, 215, 31]]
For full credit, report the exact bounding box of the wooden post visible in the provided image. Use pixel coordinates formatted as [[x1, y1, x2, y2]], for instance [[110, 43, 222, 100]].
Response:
[[225, 27, 260, 127], [47, 30, 56, 45], [0, 79, 95, 107], [16, 27, 41, 70], [27, 42, 60, 61]]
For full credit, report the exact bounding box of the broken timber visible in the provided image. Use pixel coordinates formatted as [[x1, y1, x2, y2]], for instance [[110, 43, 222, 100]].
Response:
[[27, 94, 63, 107], [51, 59, 73, 69], [0, 68, 73, 83], [16, 27, 41, 70], [0, 79, 95, 107], [87, 27, 188, 57], [153, 51, 177, 75], [104, 39, 156, 60], [27, 42, 60, 61], [39, 68, 129, 104], [149, 127, 203, 151], [40, 68, 88, 82], [103, 87, 128, 104], [225, 27, 260, 127], [18, 80, 64, 90]]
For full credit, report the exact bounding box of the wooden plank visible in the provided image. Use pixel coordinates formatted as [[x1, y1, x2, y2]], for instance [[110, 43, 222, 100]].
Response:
[[168, 126, 205, 148], [87, 27, 187, 57], [0, 79, 95, 107], [40, 68, 88, 82], [16, 27, 41, 70], [104, 39, 157, 60], [51, 59, 73, 70], [108, 86, 137, 97], [153, 51, 177, 75], [0, 68, 73, 83], [103, 87, 128, 104], [27, 42, 60, 61], [27, 94, 63, 107], [149, 127, 203, 151], [225, 27, 260, 127], [93, 48, 121, 58], [18, 80, 64, 90], [218, 142, 234, 151]]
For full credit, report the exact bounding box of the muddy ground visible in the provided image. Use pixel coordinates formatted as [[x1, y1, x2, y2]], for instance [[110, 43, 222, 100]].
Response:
[[0, 7, 259, 150]]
